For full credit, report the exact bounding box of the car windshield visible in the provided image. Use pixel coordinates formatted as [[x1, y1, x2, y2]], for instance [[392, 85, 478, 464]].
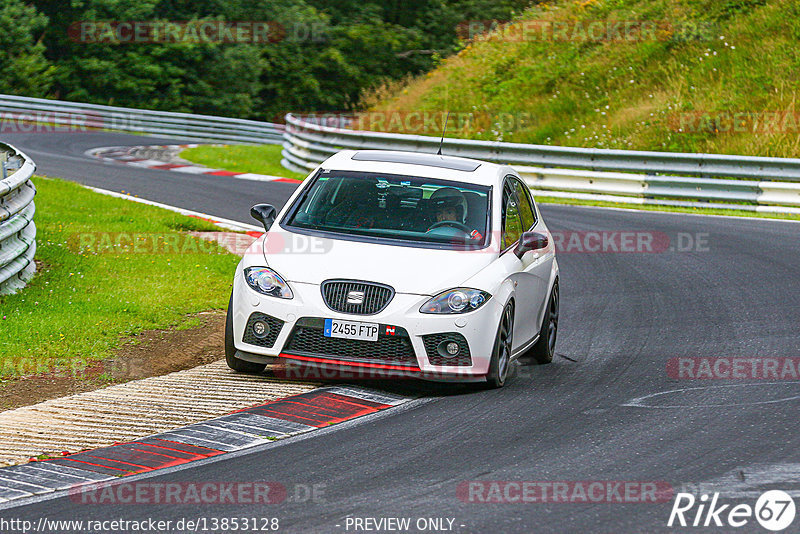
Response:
[[283, 170, 491, 248]]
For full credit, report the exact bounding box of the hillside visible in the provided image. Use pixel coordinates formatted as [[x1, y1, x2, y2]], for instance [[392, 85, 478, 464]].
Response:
[[362, 0, 800, 158]]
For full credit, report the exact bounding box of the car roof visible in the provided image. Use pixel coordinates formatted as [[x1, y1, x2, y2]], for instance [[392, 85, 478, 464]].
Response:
[[319, 150, 509, 187]]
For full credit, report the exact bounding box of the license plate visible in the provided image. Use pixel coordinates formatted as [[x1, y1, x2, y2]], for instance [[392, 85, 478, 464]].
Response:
[[324, 319, 379, 342]]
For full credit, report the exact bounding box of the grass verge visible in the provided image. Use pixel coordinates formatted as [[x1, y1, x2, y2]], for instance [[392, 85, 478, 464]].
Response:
[[364, 0, 800, 159], [0, 177, 239, 379], [180, 144, 306, 180]]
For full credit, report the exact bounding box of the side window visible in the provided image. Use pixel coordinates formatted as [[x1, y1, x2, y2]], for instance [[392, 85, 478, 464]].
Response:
[[512, 179, 537, 230], [502, 181, 523, 250]]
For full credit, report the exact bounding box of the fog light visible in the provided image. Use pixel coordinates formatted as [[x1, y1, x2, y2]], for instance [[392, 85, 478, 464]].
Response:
[[446, 342, 460, 356], [252, 320, 270, 339]]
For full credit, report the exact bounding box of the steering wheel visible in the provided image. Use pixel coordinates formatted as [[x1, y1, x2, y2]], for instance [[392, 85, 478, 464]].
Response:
[[427, 220, 473, 234]]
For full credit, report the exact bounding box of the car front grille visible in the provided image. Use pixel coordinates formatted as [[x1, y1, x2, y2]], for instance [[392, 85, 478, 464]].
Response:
[[321, 280, 394, 315], [422, 332, 473, 366], [242, 312, 284, 348], [283, 318, 418, 367]]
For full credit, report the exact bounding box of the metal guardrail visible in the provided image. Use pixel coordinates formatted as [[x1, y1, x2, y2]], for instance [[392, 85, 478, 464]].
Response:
[[282, 114, 800, 214], [0, 94, 284, 145], [0, 143, 36, 295]]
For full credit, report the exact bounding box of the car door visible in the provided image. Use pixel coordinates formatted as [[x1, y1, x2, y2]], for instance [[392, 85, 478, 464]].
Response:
[[503, 176, 552, 348]]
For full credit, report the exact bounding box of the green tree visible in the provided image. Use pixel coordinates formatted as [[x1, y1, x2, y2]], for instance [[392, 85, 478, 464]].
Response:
[[0, 0, 54, 96], [25, 0, 536, 117]]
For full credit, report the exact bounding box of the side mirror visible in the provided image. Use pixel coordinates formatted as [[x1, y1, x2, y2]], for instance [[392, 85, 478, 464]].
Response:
[[514, 231, 548, 259], [250, 204, 277, 232]]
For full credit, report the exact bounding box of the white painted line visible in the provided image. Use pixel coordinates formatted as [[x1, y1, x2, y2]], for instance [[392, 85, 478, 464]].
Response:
[[14, 464, 100, 483], [623, 382, 800, 408], [170, 165, 220, 174], [0, 470, 77, 491], [324, 386, 408, 406], [0, 476, 53, 493], [154, 431, 241, 451], [24, 462, 110, 482], [234, 172, 287, 182], [215, 413, 315, 434], [200, 420, 286, 438], [189, 422, 277, 442], [85, 186, 262, 233], [126, 159, 171, 168], [164, 425, 262, 446], [0, 487, 30, 500]]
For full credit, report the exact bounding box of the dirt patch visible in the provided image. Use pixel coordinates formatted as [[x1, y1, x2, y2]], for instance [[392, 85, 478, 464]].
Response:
[[0, 311, 226, 411]]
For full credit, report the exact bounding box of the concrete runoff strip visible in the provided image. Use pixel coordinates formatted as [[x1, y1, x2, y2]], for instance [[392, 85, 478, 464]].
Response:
[[0, 360, 317, 468], [0, 383, 411, 504]]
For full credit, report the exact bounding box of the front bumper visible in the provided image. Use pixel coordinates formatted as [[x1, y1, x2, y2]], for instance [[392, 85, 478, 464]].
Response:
[[231, 277, 502, 381]]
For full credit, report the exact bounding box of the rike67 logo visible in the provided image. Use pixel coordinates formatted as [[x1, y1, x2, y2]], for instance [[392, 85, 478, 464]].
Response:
[[668, 490, 796, 531]]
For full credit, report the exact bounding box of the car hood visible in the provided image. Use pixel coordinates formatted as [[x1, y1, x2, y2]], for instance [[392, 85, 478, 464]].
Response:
[[257, 228, 496, 295]]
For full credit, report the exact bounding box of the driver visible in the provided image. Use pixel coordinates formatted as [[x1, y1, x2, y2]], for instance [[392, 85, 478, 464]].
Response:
[[429, 187, 468, 226], [427, 188, 484, 241]]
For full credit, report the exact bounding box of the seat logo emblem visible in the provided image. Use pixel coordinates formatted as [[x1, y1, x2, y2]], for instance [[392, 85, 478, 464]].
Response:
[[346, 291, 365, 304]]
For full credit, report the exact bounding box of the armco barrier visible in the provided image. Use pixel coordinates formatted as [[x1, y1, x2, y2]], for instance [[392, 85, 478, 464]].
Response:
[[0, 143, 36, 295], [3, 93, 800, 221], [0, 94, 284, 144], [282, 114, 800, 214]]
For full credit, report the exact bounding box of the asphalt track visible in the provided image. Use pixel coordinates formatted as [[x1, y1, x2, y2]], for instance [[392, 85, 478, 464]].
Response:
[[2, 131, 800, 533]]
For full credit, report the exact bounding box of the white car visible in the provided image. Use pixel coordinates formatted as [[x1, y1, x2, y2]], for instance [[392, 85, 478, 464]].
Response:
[[225, 150, 559, 387]]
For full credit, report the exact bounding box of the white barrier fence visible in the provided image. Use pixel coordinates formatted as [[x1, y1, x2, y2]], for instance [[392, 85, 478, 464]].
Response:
[[281, 114, 800, 214], [0, 94, 284, 144]]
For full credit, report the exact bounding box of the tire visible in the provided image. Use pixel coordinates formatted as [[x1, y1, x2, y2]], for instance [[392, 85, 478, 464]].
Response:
[[225, 292, 267, 374], [526, 280, 559, 365], [486, 301, 514, 388]]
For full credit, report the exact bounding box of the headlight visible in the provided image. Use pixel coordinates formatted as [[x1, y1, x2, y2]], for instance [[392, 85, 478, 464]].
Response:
[[420, 288, 491, 314], [244, 267, 293, 299]]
